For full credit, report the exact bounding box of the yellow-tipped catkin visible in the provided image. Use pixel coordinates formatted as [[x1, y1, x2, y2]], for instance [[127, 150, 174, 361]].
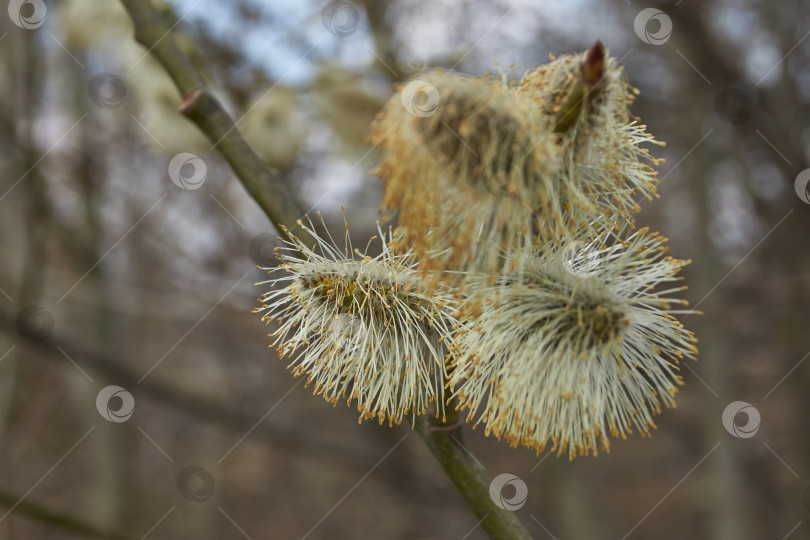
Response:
[[371, 44, 663, 278], [449, 225, 697, 458], [254, 214, 457, 425]]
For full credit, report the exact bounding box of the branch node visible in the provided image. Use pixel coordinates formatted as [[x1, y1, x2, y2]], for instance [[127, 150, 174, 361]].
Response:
[[426, 415, 465, 433]]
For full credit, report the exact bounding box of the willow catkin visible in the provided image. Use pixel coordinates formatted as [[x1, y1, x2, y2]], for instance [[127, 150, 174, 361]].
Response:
[[254, 213, 457, 425], [449, 225, 698, 458]]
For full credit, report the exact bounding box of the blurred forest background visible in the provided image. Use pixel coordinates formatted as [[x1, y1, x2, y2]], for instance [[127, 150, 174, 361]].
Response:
[[1, 0, 809, 539]]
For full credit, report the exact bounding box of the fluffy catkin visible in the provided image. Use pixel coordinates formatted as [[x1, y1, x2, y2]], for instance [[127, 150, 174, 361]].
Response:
[[254, 214, 457, 425], [449, 225, 698, 458], [371, 43, 663, 279]]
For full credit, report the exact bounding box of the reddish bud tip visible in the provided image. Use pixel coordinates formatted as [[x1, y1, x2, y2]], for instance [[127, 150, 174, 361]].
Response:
[[582, 40, 605, 92], [586, 40, 604, 65]]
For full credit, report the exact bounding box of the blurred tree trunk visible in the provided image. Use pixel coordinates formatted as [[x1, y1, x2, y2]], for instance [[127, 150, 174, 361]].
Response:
[[686, 115, 749, 540]]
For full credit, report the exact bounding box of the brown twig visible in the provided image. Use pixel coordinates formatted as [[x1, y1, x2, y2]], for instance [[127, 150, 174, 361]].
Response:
[[119, 0, 313, 246], [417, 404, 533, 540], [0, 489, 135, 540], [0, 312, 394, 474]]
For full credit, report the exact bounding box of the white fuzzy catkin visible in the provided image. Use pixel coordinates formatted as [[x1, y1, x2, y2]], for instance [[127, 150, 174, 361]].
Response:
[[254, 45, 699, 461], [371, 44, 663, 277], [519, 48, 665, 225], [372, 71, 563, 276], [449, 225, 698, 458], [254, 214, 457, 425]]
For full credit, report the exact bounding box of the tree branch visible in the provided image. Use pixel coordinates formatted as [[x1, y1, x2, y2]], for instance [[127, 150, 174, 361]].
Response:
[[417, 405, 533, 539], [0, 488, 134, 540], [0, 313, 393, 474], [118, 0, 313, 245]]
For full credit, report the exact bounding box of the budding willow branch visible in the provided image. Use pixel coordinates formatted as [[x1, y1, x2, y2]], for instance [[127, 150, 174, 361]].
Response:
[[119, 0, 313, 245], [417, 405, 533, 540], [0, 488, 135, 540], [553, 40, 605, 133], [119, 4, 527, 539]]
